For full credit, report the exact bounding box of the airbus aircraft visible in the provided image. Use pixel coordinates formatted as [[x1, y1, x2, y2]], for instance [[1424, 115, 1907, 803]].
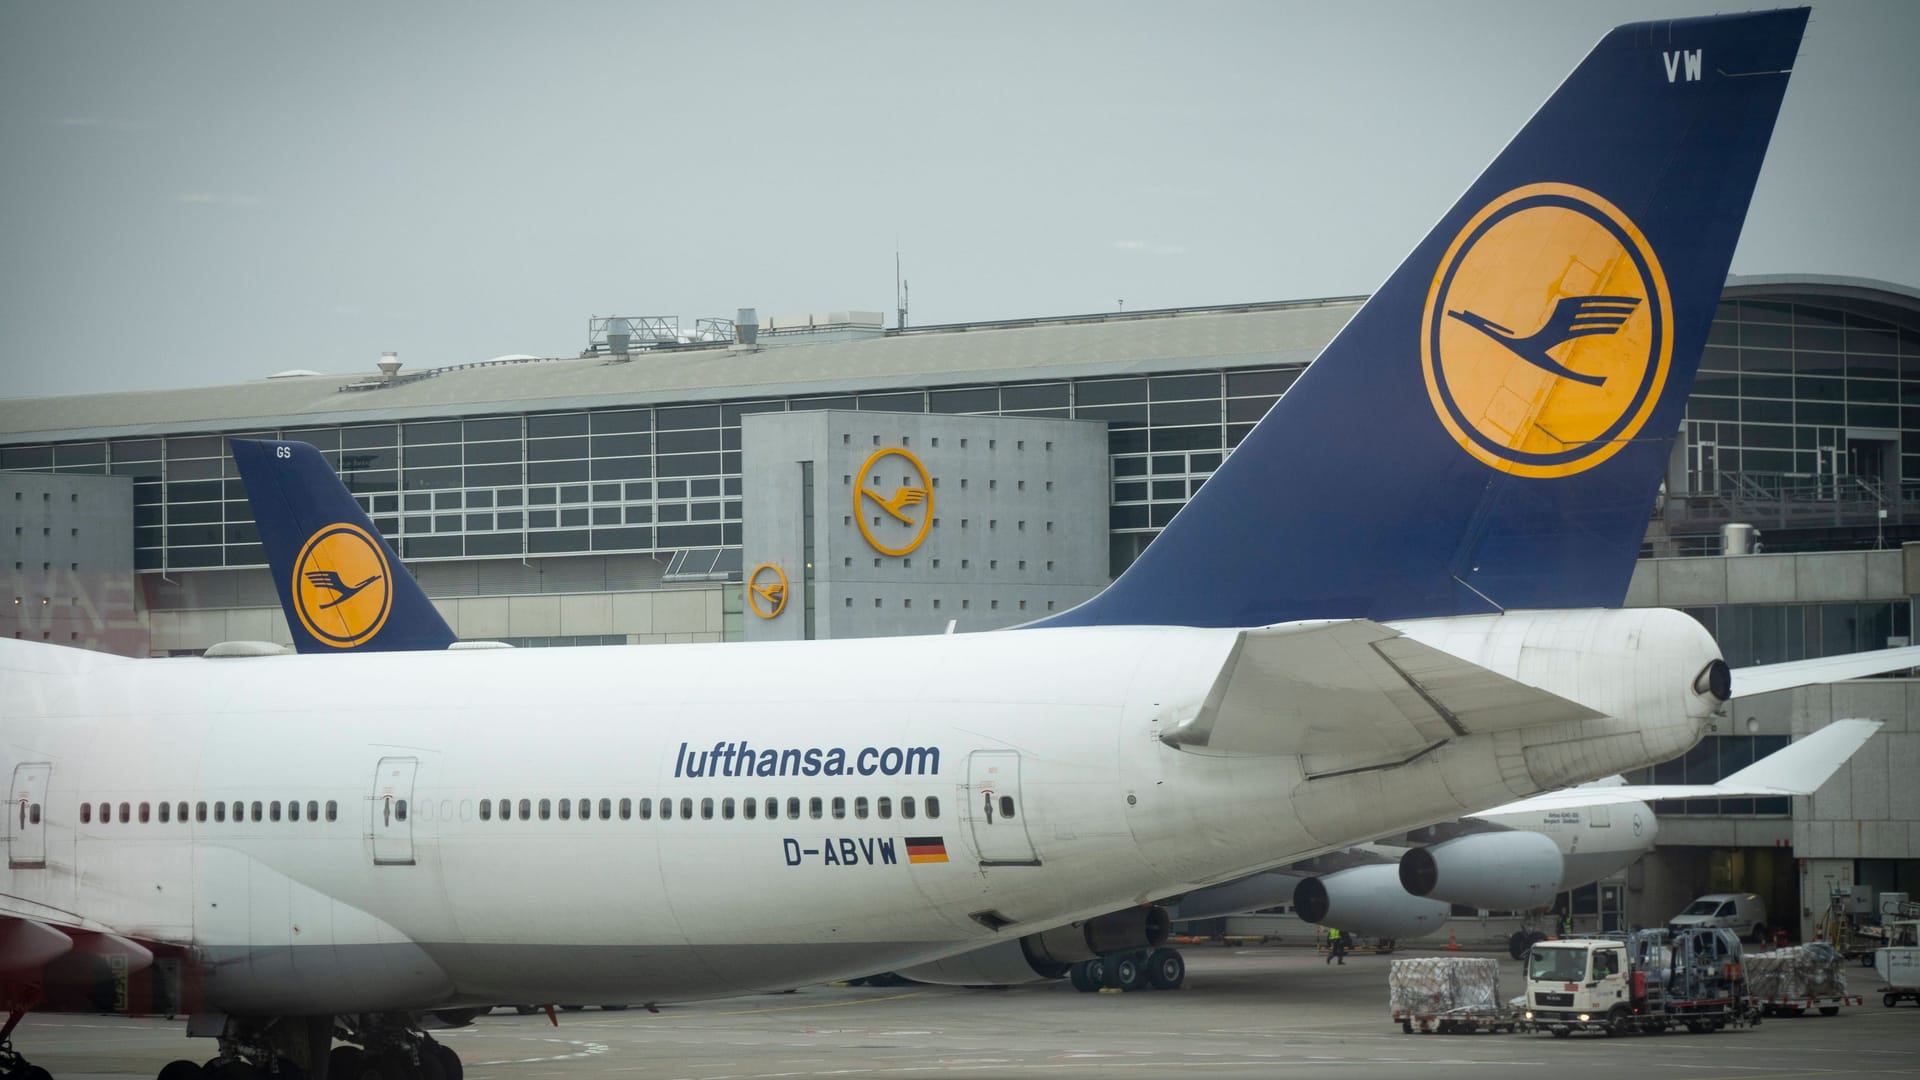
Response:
[[1163, 719, 1883, 958], [2, 10, 1819, 1080]]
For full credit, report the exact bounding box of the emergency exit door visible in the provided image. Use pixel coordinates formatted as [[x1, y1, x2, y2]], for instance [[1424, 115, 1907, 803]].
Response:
[[370, 756, 418, 866], [9, 763, 50, 869], [967, 750, 1039, 866]]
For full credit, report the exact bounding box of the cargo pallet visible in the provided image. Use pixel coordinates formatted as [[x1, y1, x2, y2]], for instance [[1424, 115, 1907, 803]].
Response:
[[1395, 1009, 1518, 1035], [1758, 994, 1861, 1017]]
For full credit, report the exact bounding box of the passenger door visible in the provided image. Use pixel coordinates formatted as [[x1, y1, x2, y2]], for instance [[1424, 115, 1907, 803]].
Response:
[[8, 763, 50, 869], [370, 756, 418, 866], [967, 750, 1038, 866]]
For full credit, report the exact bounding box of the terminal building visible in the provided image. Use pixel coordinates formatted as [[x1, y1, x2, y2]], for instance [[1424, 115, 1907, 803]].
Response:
[[3, 274, 1918, 943]]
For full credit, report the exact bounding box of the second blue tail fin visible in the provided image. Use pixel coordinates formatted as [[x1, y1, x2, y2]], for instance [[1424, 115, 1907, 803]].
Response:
[[231, 438, 458, 652], [1041, 9, 1808, 629]]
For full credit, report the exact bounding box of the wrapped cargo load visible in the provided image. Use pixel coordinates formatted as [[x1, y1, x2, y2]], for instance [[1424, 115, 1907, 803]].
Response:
[[1389, 956, 1502, 1016], [1746, 942, 1848, 999]]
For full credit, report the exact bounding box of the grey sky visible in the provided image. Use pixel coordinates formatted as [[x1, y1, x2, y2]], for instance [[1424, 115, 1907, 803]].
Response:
[[2, 1, 1914, 400]]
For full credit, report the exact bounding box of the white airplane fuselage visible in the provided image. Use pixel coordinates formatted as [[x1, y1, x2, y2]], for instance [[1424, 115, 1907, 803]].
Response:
[[2, 611, 1721, 1015]]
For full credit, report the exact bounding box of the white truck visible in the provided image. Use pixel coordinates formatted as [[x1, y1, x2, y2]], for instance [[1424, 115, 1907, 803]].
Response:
[[1520, 928, 1760, 1037], [1878, 946, 1920, 1007]]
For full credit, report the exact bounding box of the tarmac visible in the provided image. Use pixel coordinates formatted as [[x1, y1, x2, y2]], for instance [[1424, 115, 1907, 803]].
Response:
[[17, 945, 1920, 1080]]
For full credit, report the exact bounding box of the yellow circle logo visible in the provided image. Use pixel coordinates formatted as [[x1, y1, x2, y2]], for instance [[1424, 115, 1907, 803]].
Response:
[[292, 522, 393, 648], [1422, 182, 1672, 478], [854, 447, 933, 557], [747, 563, 789, 619]]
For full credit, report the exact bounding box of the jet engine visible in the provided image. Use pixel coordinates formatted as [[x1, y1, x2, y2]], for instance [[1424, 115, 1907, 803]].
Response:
[[894, 907, 1169, 986], [1291, 865, 1450, 939], [1397, 830, 1563, 911]]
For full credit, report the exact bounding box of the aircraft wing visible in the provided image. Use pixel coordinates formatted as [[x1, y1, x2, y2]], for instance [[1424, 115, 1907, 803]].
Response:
[[1159, 620, 1603, 769], [1734, 645, 1920, 697], [1475, 718, 1882, 813]]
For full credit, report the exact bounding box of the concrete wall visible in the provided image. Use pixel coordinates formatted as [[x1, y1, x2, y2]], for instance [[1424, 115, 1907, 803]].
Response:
[[741, 410, 1110, 640], [1, 471, 147, 655], [1625, 548, 1905, 608]]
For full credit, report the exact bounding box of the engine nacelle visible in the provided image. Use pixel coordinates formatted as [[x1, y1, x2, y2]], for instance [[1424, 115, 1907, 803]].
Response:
[[895, 907, 1170, 986], [1398, 830, 1563, 912], [1292, 865, 1450, 940]]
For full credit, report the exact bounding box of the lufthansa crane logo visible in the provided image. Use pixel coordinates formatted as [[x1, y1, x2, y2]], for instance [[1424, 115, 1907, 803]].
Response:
[[291, 522, 393, 648], [747, 563, 789, 619], [855, 447, 933, 557], [1422, 182, 1673, 478]]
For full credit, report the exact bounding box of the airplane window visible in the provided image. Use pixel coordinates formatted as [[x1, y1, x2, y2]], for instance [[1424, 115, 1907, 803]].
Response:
[[177, 801, 188, 822], [270, 802, 282, 822], [30, 804, 41, 825], [855, 797, 869, 819], [878, 797, 892, 820], [577, 799, 590, 820], [679, 798, 693, 820], [599, 798, 612, 820], [722, 798, 735, 820], [214, 802, 226, 823], [518, 798, 531, 821], [395, 800, 408, 822], [287, 801, 299, 822], [119, 802, 130, 823], [702, 798, 715, 820], [539, 799, 551, 821], [137, 803, 150, 824], [479, 800, 492, 821], [926, 796, 940, 819], [98, 802, 109, 824], [781, 797, 796, 820], [832, 797, 846, 819], [80, 803, 91, 824], [326, 800, 338, 822], [902, 797, 916, 820], [640, 798, 653, 820], [195, 802, 206, 823], [743, 798, 756, 820], [619, 797, 631, 820], [251, 802, 263, 822], [306, 800, 318, 821], [660, 799, 673, 821], [232, 802, 243, 822], [809, 797, 823, 820], [999, 796, 1015, 820], [558, 799, 571, 821], [764, 797, 777, 820], [158, 802, 170, 824]]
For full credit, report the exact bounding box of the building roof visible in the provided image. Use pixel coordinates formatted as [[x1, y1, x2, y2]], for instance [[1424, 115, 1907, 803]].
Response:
[[0, 298, 1362, 444]]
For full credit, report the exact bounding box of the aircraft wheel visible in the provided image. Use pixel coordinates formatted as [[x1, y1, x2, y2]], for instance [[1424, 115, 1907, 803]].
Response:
[[1147, 948, 1186, 990], [327, 1046, 365, 1080], [205, 1060, 261, 1080], [1083, 956, 1107, 989], [1068, 961, 1099, 993], [416, 1046, 446, 1080], [1110, 953, 1147, 992], [22, 1067, 52, 1080], [159, 1060, 207, 1080], [431, 1043, 462, 1080]]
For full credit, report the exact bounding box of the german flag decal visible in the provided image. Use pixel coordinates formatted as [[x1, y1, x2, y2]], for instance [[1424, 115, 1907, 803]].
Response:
[[905, 836, 949, 864]]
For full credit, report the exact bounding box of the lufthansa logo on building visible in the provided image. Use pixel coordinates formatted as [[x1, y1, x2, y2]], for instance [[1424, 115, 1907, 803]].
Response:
[[855, 447, 933, 557], [748, 563, 789, 619], [1422, 182, 1672, 478], [291, 522, 393, 648]]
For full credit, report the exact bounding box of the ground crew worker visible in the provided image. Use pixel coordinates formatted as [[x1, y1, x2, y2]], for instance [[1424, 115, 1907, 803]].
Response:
[[1326, 926, 1347, 965]]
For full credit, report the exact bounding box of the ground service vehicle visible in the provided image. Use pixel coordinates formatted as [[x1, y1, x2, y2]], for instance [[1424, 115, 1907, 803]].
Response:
[[1669, 893, 1769, 943], [1522, 929, 1759, 1036], [1879, 947, 1920, 1007]]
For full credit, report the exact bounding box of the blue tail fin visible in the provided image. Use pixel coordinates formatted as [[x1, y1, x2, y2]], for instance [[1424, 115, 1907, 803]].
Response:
[[1041, 9, 1808, 629], [230, 438, 458, 652]]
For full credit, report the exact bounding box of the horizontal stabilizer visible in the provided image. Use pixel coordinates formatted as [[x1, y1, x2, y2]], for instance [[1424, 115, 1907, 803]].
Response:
[[1478, 718, 1881, 813], [1162, 620, 1602, 767], [1734, 645, 1920, 698]]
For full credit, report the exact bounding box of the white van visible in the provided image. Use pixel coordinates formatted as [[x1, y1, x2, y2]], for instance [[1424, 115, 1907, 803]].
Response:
[[1669, 893, 1768, 942]]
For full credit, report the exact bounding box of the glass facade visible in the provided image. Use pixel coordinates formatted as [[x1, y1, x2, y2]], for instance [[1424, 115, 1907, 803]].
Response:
[[1681, 601, 1911, 668], [1686, 297, 1920, 493], [0, 367, 1304, 576]]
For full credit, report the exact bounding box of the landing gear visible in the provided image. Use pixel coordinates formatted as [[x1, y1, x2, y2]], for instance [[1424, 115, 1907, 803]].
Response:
[[1067, 947, 1188, 992], [0, 1004, 52, 1080], [189, 1013, 461, 1080]]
